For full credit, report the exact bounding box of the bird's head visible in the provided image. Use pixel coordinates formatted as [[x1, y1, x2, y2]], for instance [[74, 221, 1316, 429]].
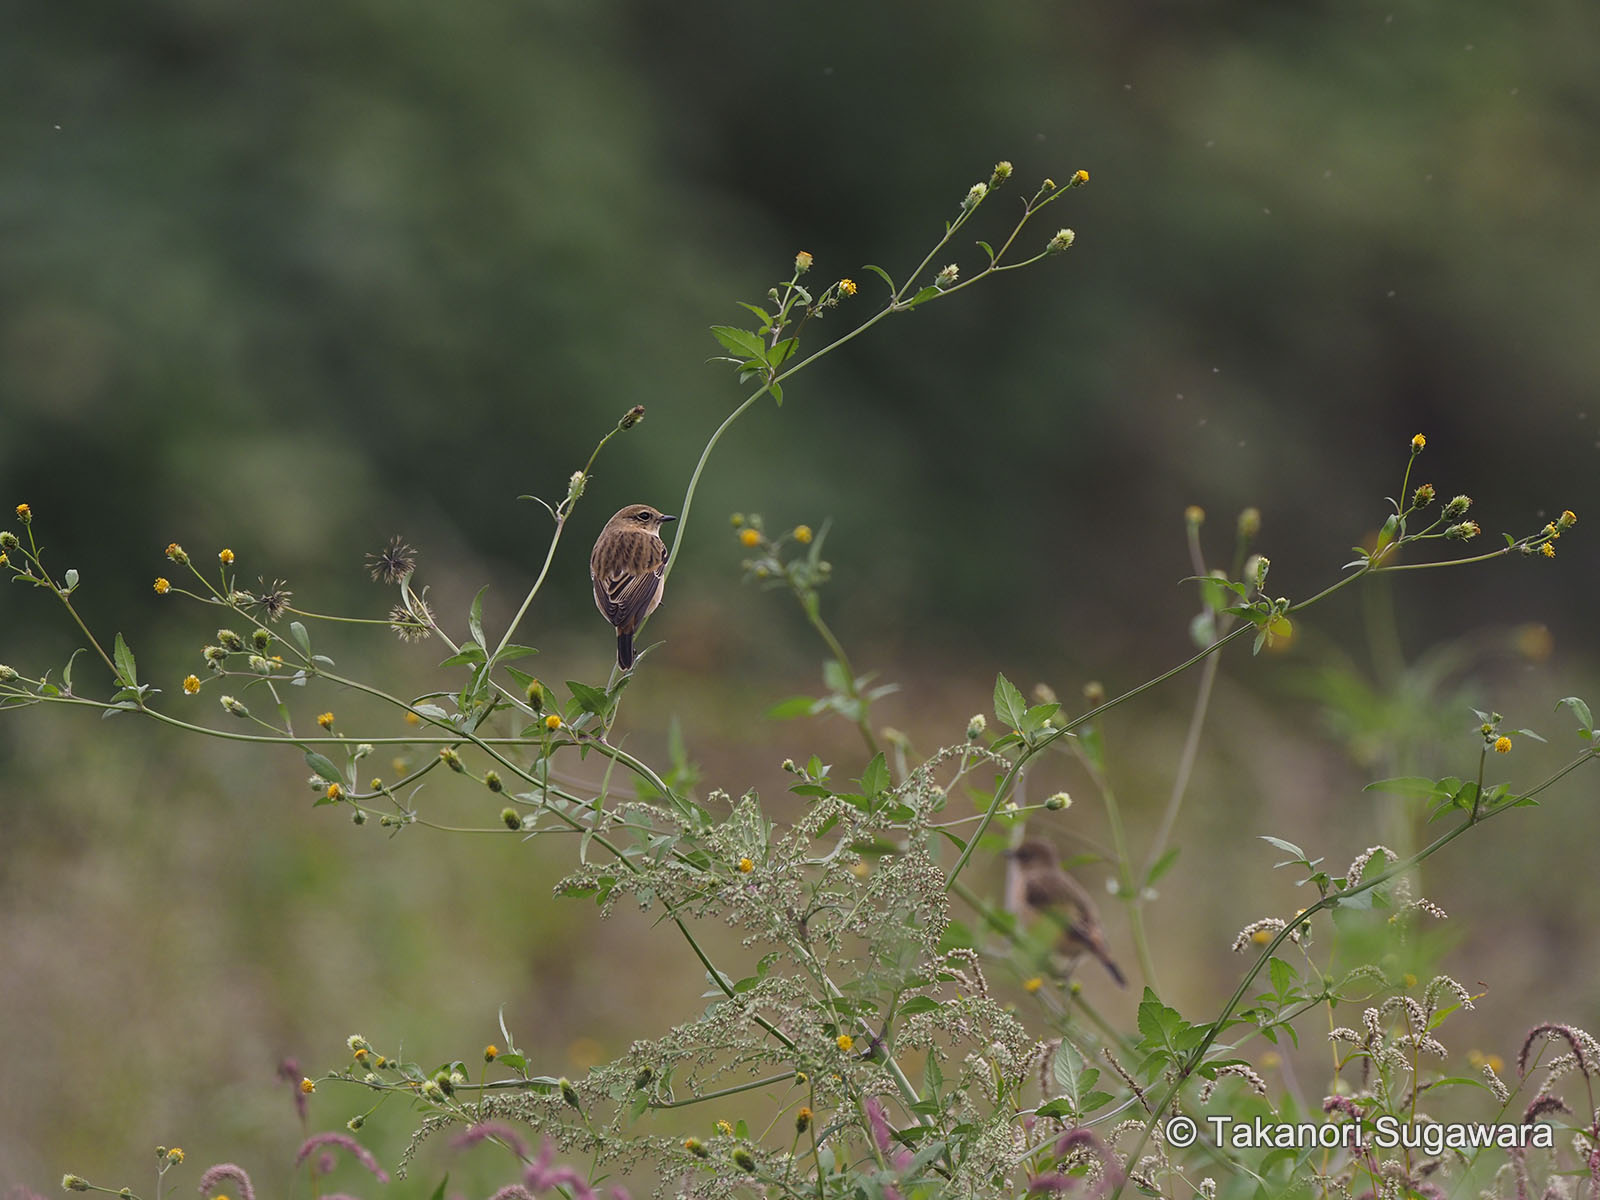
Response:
[[605, 504, 677, 533], [1005, 840, 1057, 869]]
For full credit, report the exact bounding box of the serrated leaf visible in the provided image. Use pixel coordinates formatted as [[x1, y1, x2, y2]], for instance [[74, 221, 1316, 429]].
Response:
[[993, 673, 1028, 731], [468, 585, 488, 649], [1556, 696, 1594, 734], [112, 633, 137, 687], [860, 752, 890, 798], [767, 338, 797, 369], [1258, 835, 1307, 860], [567, 679, 610, 719], [305, 750, 344, 784], [710, 325, 768, 360]]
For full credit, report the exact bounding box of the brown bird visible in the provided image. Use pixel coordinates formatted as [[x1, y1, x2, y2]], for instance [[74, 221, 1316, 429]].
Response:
[[1007, 839, 1127, 987], [590, 504, 676, 670]]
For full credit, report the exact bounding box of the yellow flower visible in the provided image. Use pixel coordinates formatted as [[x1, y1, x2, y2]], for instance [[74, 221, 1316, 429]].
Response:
[[484, 1044, 499, 1062], [1073, 168, 1089, 184], [165, 542, 187, 563], [154, 577, 171, 594], [738, 857, 754, 873], [795, 251, 813, 272], [1251, 928, 1272, 944], [1412, 433, 1426, 450], [1403, 972, 1418, 988], [300, 1077, 316, 1094], [317, 711, 335, 729], [715, 1120, 733, 1136], [544, 713, 562, 731], [1559, 510, 1577, 529], [166, 1147, 184, 1164], [739, 527, 760, 548], [796, 1106, 812, 1133], [1488, 1053, 1504, 1072], [1541, 542, 1556, 558], [835, 1034, 854, 1052], [182, 674, 201, 695], [839, 279, 857, 296], [218, 548, 235, 565], [1023, 977, 1044, 993], [326, 783, 343, 801], [1184, 505, 1205, 526], [15, 503, 30, 521], [404, 710, 421, 725], [1494, 736, 1512, 754], [793, 525, 813, 544]]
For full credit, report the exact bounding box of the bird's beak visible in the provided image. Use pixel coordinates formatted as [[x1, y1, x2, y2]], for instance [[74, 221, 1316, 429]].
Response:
[[659, 514, 678, 523]]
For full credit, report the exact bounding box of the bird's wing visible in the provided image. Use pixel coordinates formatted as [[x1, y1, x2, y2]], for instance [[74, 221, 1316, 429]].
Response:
[[1026, 873, 1100, 942], [591, 533, 667, 634]]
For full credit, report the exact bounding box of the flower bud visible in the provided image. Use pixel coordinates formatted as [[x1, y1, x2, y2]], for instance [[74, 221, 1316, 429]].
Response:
[[1412, 483, 1435, 507], [966, 714, 986, 740], [221, 695, 248, 718], [1444, 494, 1473, 519], [1237, 507, 1261, 539], [502, 807, 521, 830], [439, 747, 463, 772], [796, 1107, 812, 1133], [252, 628, 272, 650], [525, 679, 545, 712], [1046, 228, 1076, 253], [991, 160, 1013, 182], [1046, 792, 1071, 811], [795, 251, 813, 272], [0, 531, 17, 551], [63, 1177, 90, 1192], [485, 770, 503, 792], [633, 1067, 654, 1091], [935, 263, 960, 289], [962, 182, 987, 210], [733, 1148, 756, 1172], [559, 1077, 582, 1109], [619, 405, 645, 430], [0, 665, 17, 682], [217, 629, 245, 651], [165, 542, 188, 564], [684, 1137, 709, 1159]]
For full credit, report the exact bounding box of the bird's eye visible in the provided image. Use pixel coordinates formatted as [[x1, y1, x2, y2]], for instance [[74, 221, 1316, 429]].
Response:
[[635, 510, 651, 521]]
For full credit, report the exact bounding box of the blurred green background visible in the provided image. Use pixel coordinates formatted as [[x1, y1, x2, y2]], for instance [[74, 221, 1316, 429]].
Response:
[[3, 0, 1598, 1190]]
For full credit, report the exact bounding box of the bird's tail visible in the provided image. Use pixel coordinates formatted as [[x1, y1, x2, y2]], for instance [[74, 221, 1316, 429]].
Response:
[[617, 631, 634, 670], [1098, 951, 1127, 988]]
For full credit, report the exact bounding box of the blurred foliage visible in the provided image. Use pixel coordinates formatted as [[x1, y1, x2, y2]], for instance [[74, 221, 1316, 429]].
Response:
[[3, 0, 1598, 1190]]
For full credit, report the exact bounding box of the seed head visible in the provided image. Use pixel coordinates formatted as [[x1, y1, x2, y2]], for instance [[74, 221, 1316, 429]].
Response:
[[559, 1077, 582, 1109], [962, 182, 988, 210], [367, 537, 417, 584], [1444, 494, 1473, 518], [1047, 228, 1076, 253], [619, 404, 646, 430], [966, 713, 986, 740], [1413, 483, 1435, 507]]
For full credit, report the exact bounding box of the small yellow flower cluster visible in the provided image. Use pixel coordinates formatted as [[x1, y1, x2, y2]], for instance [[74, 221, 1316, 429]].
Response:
[[737, 857, 754, 873], [544, 713, 562, 731], [182, 674, 200, 695], [1494, 736, 1512, 754], [835, 1034, 854, 1052], [739, 527, 760, 548], [793, 525, 813, 544], [317, 711, 335, 729], [838, 279, 857, 296], [154, 577, 170, 594], [218, 548, 235, 565]]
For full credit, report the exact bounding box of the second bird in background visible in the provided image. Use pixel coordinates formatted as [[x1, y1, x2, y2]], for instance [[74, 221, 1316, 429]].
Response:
[[590, 504, 676, 671], [1006, 839, 1127, 987]]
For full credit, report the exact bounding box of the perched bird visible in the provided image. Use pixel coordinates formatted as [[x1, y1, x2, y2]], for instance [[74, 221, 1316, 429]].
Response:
[[1007, 839, 1127, 987], [590, 504, 676, 670]]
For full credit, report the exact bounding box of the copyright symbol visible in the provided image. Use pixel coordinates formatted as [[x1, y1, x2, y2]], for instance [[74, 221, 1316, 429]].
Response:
[[1165, 1115, 1197, 1148]]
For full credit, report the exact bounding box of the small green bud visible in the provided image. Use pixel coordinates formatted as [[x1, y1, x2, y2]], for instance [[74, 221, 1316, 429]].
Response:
[[485, 770, 503, 792], [567, 471, 586, 502], [795, 1107, 812, 1133], [62, 1176, 90, 1192], [203, 644, 227, 667], [1046, 228, 1076, 254], [935, 262, 960, 289], [991, 160, 1013, 182], [217, 629, 245, 652], [559, 1077, 582, 1110], [252, 628, 272, 650], [1446, 520, 1481, 540], [966, 713, 986, 740], [732, 1147, 756, 1173], [619, 404, 646, 430], [1412, 483, 1435, 507], [501, 807, 521, 830], [439, 747, 463, 772], [1444, 494, 1473, 519], [1237, 507, 1261, 539], [525, 678, 545, 712], [684, 1137, 709, 1159], [962, 181, 988, 210], [247, 654, 270, 674], [0, 665, 17, 682], [221, 695, 248, 718], [633, 1067, 654, 1091], [352, 808, 367, 825], [1046, 792, 1071, 811], [0, 531, 18, 551], [421, 1078, 445, 1102], [433, 1071, 454, 1097], [347, 1114, 365, 1131]]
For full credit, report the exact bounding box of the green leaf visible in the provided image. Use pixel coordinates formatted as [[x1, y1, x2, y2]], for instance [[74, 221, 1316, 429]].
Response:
[[767, 695, 820, 720], [63, 568, 79, 591], [1258, 835, 1307, 860], [766, 338, 797, 368], [769, 381, 783, 407], [862, 264, 896, 292], [1035, 1098, 1074, 1120], [468, 585, 488, 649], [710, 325, 768, 360], [860, 752, 890, 798], [567, 679, 611, 719], [498, 644, 539, 661], [1145, 846, 1181, 886], [305, 750, 344, 785], [734, 301, 772, 331], [112, 633, 137, 687], [993, 673, 1028, 731], [1557, 696, 1595, 736], [61, 647, 86, 693], [427, 1174, 449, 1200], [439, 646, 487, 668], [289, 621, 312, 657], [904, 285, 942, 309], [898, 997, 940, 1016]]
